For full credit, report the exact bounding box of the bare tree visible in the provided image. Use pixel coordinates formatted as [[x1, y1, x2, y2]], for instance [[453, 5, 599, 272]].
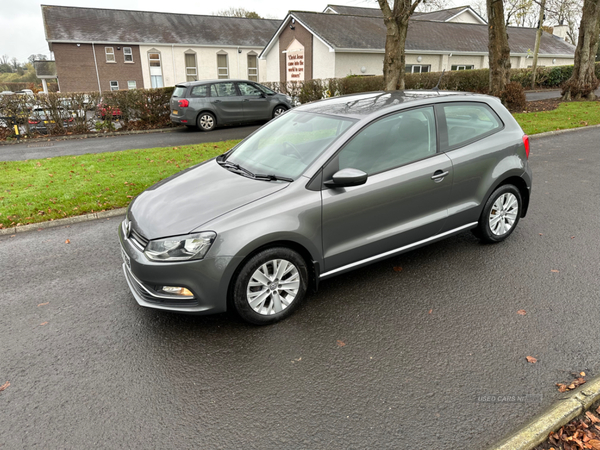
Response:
[[0, 54, 9, 65], [562, 0, 600, 100], [505, 0, 537, 27], [531, 0, 547, 88], [213, 8, 262, 19], [487, 0, 512, 97], [415, 0, 450, 13], [377, 0, 425, 90], [470, 0, 488, 21], [545, 0, 583, 45]]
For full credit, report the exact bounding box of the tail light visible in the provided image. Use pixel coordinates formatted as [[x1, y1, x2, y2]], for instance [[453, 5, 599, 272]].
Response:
[[178, 99, 189, 108], [29, 119, 40, 124], [522, 135, 530, 159]]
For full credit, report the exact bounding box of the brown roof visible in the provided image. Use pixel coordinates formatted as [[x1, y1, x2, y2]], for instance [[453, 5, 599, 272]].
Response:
[[42, 5, 280, 47], [291, 11, 576, 55]]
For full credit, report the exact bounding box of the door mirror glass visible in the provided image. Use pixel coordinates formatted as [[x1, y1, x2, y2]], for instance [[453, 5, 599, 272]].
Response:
[[326, 168, 368, 188]]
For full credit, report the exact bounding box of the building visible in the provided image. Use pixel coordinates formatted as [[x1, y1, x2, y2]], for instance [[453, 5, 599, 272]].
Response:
[[41, 5, 279, 93], [259, 5, 577, 82]]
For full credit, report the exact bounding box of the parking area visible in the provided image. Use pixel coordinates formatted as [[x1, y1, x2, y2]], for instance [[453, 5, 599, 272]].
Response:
[[0, 127, 598, 449]]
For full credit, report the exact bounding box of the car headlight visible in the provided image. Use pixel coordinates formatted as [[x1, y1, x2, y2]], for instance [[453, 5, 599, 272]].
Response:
[[144, 232, 216, 262], [285, 95, 293, 103]]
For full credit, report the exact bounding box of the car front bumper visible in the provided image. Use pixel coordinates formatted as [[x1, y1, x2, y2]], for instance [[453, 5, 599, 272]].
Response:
[[118, 222, 233, 314]]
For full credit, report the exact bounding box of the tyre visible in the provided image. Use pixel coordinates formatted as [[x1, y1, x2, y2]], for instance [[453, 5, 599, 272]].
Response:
[[475, 184, 522, 243], [272, 106, 287, 118], [232, 247, 308, 325], [197, 112, 216, 131]]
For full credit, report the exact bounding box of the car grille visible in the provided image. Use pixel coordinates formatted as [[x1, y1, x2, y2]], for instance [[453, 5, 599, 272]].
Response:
[[123, 264, 199, 307], [129, 226, 149, 251]]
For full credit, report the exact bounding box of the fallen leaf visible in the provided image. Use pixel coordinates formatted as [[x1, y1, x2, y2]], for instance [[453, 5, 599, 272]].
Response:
[[526, 356, 537, 364], [37, 302, 49, 307], [539, 233, 543, 236], [40, 322, 48, 326], [589, 439, 600, 450], [551, 269, 559, 273], [336, 340, 346, 347], [517, 309, 527, 315], [393, 266, 402, 272], [557, 383, 568, 393], [0, 381, 9, 392], [65, 239, 70, 244], [581, 372, 586, 377], [586, 412, 600, 424], [428, 309, 433, 314]]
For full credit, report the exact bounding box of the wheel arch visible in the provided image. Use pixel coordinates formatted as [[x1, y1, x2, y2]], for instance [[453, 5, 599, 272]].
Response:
[[195, 109, 217, 127], [496, 176, 530, 218]]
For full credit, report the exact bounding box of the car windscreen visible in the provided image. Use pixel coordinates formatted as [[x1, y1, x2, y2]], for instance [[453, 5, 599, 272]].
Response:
[[172, 86, 187, 98], [225, 111, 356, 180]]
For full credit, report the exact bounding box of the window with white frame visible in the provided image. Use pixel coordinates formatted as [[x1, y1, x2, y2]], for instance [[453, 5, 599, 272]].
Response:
[[124, 47, 133, 63], [247, 53, 258, 81], [217, 52, 229, 79], [105, 47, 115, 63], [451, 65, 474, 71], [185, 52, 197, 82], [405, 64, 430, 73], [127, 80, 137, 90], [148, 51, 163, 88], [110, 81, 119, 91]]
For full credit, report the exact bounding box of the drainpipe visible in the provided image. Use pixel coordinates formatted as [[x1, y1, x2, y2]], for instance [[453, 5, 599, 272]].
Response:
[[92, 42, 102, 93], [172, 44, 176, 85]]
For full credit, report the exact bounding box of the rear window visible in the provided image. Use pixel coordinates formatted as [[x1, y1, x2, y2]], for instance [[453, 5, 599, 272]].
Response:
[[172, 86, 187, 98], [443, 103, 503, 148]]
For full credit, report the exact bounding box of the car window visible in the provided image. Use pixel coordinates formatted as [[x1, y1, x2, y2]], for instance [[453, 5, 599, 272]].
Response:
[[190, 85, 208, 97], [172, 86, 187, 97], [237, 82, 262, 96], [443, 103, 502, 148], [226, 111, 356, 180], [338, 107, 437, 175], [211, 82, 238, 97]]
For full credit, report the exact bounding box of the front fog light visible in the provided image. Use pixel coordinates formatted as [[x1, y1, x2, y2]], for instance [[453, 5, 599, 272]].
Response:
[[159, 286, 194, 297]]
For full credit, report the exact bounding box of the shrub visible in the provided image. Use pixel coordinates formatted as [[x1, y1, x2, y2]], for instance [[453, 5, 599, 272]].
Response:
[[501, 82, 527, 111]]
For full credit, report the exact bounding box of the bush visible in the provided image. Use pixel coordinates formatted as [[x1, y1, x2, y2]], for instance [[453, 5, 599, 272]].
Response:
[[501, 82, 527, 111]]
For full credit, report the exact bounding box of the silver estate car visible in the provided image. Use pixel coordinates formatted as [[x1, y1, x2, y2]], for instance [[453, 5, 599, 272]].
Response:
[[119, 91, 532, 325], [170, 80, 294, 131]]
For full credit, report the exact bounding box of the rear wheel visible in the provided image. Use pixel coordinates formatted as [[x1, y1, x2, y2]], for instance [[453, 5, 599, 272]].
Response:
[[197, 112, 216, 131], [232, 247, 308, 325], [475, 184, 522, 243]]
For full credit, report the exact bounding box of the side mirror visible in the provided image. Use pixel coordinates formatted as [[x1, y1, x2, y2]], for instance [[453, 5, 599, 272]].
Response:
[[325, 168, 368, 188]]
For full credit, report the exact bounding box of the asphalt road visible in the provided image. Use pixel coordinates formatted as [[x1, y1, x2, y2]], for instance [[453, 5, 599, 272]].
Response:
[[0, 124, 261, 162], [525, 87, 600, 101], [1, 127, 599, 449]]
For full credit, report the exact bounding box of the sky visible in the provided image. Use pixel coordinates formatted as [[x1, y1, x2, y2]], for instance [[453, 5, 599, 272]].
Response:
[[0, 0, 470, 64]]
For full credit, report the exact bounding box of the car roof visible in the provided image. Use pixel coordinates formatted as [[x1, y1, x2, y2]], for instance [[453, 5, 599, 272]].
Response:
[[294, 90, 498, 119], [175, 79, 261, 87]]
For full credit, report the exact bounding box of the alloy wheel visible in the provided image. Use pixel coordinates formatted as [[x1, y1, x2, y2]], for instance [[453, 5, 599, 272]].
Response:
[[488, 192, 519, 236], [246, 259, 300, 315]]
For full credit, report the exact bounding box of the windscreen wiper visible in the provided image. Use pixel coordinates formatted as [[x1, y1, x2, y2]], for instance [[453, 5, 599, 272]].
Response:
[[254, 174, 293, 182], [216, 157, 256, 178]]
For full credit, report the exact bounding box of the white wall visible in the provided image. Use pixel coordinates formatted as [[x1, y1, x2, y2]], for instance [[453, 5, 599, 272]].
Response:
[[448, 11, 482, 24], [334, 52, 383, 78], [313, 38, 336, 79], [264, 40, 280, 82], [139, 45, 268, 88]]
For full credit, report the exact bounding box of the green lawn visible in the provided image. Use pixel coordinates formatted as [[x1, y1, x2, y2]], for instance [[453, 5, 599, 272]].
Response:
[[0, 140, 240, 229], [2, 101, 599, 230], [514, 101, 600, 135]]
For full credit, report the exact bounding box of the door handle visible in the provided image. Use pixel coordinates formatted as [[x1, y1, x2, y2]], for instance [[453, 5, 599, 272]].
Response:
[[213, 100, 221, 103], [431, 170, 449, 182]]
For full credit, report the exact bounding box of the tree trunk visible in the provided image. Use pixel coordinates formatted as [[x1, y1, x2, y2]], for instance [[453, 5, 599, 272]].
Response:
[[561, 0, 600, 100], [382, 17, 410, 90], [531, 0, 547, 89], [487, 0, 512, 97]]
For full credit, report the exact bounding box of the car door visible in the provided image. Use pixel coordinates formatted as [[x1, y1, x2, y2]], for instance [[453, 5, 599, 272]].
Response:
[[209, 82, 244, 123], [237, 82, 271, 121], [321, 106, 454, 273]]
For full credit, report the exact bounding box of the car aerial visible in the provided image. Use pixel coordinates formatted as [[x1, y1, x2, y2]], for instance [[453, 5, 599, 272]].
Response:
[[169, 79, 294, 131], [119, 90, 532, 325]]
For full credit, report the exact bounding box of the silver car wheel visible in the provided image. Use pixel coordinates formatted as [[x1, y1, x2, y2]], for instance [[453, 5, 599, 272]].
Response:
[[199, 114, 214, 130], [273, 106, 286, 117], [488, 192, 519, 236], [246, 259, 300, 316]]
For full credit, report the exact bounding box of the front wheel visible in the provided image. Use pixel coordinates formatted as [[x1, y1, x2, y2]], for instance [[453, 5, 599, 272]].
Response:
[[197, 112, 216, 131], [475, 184, 522, 243], [272, 106, 287, 118], [232, 247, 308, 325]]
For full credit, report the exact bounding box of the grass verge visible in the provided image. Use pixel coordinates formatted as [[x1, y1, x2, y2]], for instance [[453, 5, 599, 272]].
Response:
[[513, 101, 600, 135], [0, 140, 241, 229]]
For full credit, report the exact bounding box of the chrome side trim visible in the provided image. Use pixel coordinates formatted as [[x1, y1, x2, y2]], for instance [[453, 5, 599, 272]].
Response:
[[320, 222, 478, 279], [123, 263, 195, 300]]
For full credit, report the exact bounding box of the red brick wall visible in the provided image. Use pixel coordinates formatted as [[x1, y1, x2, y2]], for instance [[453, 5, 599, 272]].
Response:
[[53, 43, 144, 93], [279, 19, 313, 82]]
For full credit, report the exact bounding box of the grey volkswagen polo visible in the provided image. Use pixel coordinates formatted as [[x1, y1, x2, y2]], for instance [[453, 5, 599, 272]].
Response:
[[119, 91, 532, 325]]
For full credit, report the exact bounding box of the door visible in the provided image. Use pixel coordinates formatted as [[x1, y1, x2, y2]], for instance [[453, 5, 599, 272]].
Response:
[[209, 82, 244, 123], [321, 106, 454, 273], [237, 82, 271, 121]]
